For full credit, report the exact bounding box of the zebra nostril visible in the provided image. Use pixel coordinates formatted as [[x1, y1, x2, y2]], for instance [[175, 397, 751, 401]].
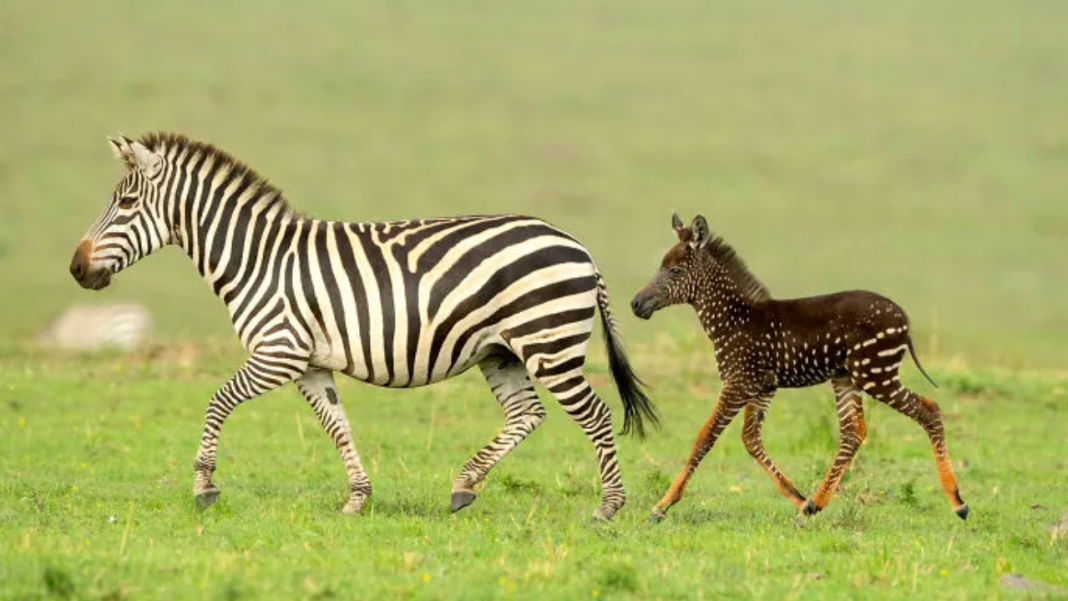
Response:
[[70, 256, 84, 279], [70, 243, 91, 282]]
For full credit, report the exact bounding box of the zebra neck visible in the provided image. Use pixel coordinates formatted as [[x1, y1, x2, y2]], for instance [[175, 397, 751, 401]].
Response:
[[176, 197, 295, 302]]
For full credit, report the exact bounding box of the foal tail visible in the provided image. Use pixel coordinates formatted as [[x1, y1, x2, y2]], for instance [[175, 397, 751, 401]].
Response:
[[907, 336, 938, 389], [595, 273, 660, 440]]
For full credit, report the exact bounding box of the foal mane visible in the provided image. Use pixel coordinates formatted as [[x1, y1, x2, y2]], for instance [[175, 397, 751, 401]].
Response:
[[702, 235, 772, 303], [139, 131, 302, 219]]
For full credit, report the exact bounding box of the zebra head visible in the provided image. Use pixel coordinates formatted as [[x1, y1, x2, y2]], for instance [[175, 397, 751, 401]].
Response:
[[70, 134, 172, 290]]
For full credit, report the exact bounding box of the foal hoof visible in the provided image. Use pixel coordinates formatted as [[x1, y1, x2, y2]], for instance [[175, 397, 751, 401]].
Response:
[[648, 511, 666, 525], [955, 504, 970, 521], [450, 490, 477, 513], [802, 500, 821, 516], [194, 485, 220, 511]]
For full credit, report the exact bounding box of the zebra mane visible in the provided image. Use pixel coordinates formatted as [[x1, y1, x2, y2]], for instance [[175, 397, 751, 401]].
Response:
[[139, 132, 301, 219], [701, 235, 772, 303]]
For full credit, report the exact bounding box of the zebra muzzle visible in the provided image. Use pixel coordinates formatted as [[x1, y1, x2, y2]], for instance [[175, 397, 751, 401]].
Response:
[[70, 242, 112, 290]]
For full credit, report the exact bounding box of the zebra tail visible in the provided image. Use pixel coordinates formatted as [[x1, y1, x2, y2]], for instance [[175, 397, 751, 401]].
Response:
[[907, 336, 938, 389], [596, 273, 660, 440]]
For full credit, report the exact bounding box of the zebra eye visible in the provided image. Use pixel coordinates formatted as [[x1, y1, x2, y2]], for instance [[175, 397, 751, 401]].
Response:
[[117, 195, 139, 209], [669, 266, 683, 275]]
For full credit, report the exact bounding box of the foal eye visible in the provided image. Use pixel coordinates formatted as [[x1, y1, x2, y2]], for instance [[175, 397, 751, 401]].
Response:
[[669, 266, 683, 275], [117, 195, 139, 209]]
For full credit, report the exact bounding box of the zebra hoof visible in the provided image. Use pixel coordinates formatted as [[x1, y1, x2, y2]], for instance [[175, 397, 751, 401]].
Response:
[[802, 500, 821, 516], [194, 485, 220, 511], [341, 498, 368, 515], [450, 490, 477, 513], [648, 511, 666, 525], [955, 504, 970, 521]]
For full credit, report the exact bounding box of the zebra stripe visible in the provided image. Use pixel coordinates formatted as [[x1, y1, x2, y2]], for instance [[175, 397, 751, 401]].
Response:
[[70, 132, 658, 520]]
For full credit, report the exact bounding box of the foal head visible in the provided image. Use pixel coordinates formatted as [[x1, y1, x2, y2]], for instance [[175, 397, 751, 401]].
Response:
[[631, 212, 771, 320], [630, 212, 714, 319]]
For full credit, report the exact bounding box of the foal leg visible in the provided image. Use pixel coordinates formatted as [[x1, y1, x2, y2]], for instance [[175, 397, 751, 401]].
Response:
[[801, 378, 867, 517], [450, 355, 546, 513], [741, 396, 807, 510], [877, 386, 968, 519], [852, 346, 968, 520], [650, 387, 747, 522], [295, 367, 373, 514]]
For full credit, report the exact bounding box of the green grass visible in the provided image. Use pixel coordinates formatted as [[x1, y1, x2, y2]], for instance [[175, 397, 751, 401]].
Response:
[[3, 0, 1068, 598], [2, 342, 1067, 600]]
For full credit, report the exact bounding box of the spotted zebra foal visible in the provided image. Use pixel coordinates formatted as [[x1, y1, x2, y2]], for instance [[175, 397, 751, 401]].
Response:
[[631, 213, 967, 523], [68, 132, 659, 521]]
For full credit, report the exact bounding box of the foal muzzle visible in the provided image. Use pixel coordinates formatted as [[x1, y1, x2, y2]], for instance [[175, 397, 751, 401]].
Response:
[[630, 288, 661, 320]]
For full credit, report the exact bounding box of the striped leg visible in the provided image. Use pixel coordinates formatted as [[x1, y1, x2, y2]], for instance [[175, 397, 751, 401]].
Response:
[[532, 360, 625, 521], [296, 367, 372, 514], [450, 356, 547, 513], [741, 397, 807, 510], [650, 387, 747, 522], [193, 352, 308, 509], [876, 384, 968, 519], [801, 378, 867, 517]]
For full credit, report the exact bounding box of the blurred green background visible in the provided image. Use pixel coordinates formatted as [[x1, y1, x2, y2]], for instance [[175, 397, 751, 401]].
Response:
[[1, 0, 1065, 368]]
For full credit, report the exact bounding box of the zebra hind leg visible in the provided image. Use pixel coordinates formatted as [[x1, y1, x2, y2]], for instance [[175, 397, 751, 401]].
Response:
[[531, 357, 625, 522], [296, 367, 373, 514], [451, 356, 546, 513], [193, 352, 308, 510]]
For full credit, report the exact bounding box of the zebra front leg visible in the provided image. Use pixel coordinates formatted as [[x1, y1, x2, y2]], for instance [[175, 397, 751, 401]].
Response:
[[650, 388, 746, 522], [741, 399, 807, 511], [296, 367, 373, 515], [193, 352, 308, 510], [450, 356, 546, 513], [800, 378, 867, 520]]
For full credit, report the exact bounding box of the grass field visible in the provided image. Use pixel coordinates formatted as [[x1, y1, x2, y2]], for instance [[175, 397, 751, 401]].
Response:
[[2, 345, 1066, 600], [2, 0, 1068, 599]]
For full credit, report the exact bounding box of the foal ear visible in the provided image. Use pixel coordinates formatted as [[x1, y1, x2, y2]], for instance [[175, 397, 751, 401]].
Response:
[[671, 211, 692, 242], [690, 214, 711, 249]]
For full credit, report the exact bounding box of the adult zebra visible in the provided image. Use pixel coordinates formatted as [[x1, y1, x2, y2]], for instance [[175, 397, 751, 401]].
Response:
[[69, 132, 658, 520]]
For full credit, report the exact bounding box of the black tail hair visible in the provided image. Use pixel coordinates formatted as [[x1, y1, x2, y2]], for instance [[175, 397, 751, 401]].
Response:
[[907, 337, 938, 388], [596, 276, 660, 439]]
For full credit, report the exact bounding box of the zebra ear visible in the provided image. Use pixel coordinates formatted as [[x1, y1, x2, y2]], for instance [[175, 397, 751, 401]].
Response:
[[130, 141, 163, 177], [108, 134, 135, 166], [690, 214, 711, 249]]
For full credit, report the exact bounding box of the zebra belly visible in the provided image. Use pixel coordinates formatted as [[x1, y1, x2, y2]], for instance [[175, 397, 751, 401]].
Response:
[[309, 327, 508, 389]]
